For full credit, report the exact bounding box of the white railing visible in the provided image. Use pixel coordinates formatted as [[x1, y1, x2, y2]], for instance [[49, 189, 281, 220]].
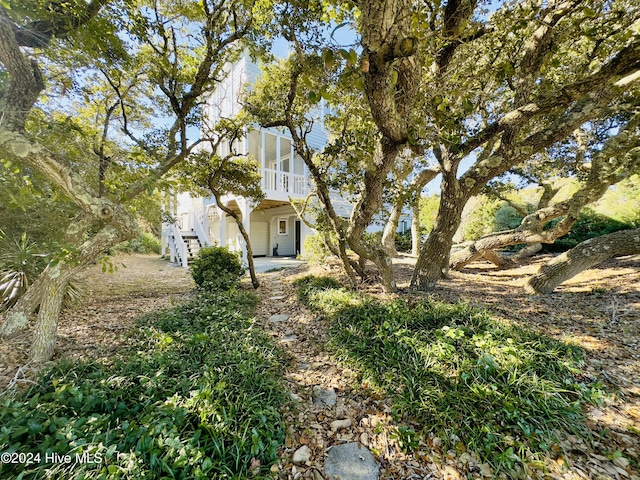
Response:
[[167, 223, 189, 268], [279, 174, 290, 192], [192, 209, 210, 248], [292, 174, 306, 194], [263, 168, 277, 191], [262, 169, 308, 195]]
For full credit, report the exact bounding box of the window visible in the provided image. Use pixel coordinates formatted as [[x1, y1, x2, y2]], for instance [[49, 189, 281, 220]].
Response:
[[248, 130, 262, 165], [278, 218, 288, 235], [265, 133, 277, 170]]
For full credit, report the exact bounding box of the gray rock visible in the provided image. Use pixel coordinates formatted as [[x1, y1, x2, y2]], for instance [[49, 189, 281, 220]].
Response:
[[314, 387, 337, 407], [269, 295, 285, 300], [324, 443, 379, 480], [292, 445, 312, 464], [268, 314, 290, 323], [280, 335, 297, 343], [330, 419, 352, 432]]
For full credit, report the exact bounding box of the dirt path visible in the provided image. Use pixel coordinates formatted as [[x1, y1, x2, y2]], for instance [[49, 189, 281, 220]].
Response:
[[254, 256, 640, 480]]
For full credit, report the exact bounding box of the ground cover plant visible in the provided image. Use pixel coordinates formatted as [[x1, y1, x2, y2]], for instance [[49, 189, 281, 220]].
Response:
[[0, 288, 288, 479], [295, 276, 606, 474]]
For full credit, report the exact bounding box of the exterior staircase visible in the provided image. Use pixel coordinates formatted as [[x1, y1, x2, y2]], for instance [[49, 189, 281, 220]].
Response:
[[182, 232, 201, 261]]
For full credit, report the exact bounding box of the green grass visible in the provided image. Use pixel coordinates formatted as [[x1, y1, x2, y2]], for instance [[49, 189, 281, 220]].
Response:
[[0, 289, 288, 479], [295, 276, 605, 473]]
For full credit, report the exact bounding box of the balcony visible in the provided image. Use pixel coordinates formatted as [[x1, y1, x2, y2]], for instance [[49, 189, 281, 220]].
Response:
[[263, 168, 308, 196]]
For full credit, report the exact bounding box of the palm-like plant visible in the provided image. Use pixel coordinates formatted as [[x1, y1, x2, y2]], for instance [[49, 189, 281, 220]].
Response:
[[0, 231, 48, 311]]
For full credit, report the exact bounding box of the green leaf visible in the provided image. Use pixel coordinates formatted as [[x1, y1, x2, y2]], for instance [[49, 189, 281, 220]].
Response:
[[390, 69, 398, 87]]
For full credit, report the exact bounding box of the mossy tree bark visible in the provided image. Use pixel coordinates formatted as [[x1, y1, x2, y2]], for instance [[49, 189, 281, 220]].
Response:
[[525, 228, 640, 294], [449, 121, 640, 271]]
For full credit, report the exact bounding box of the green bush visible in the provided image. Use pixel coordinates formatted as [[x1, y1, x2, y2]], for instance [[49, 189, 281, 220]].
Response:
[[361, 230, 412, 253], [111, 232, 161, 255], [394, 231, 412, 253], [189, 246, 245, 291], [0, 289, 288, 479], [296, 278, 605, 474], [545, 208, 633, 252], [302, 234, 332, 263]]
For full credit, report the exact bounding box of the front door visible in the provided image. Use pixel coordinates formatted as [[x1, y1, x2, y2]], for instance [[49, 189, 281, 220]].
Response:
[[295, 220, 301, 256]]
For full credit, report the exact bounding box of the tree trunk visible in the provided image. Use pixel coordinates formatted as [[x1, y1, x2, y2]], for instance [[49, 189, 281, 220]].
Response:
[[30, 265, 68, 362], [481, 249, 515, 268], [411, 199, 421, 257], [411, 174, 465, 290], [238, 222, 259, 289], [513, 243, 542, 260], [381, 202, 401, 257], [213, 194, 259, 289], [525, 228, 640, 294]]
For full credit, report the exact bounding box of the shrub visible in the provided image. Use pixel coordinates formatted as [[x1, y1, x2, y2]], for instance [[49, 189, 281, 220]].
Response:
[[189, 245, 245, 291], [111, 232, 161, 255], [394, 231, 412, 253], [302, 233, 333, 263], [0, 289, 288, 479], [544, 208, 633, 252]]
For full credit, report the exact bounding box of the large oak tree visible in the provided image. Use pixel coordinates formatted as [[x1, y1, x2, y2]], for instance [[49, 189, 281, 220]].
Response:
[[0, 0, 268, 360]]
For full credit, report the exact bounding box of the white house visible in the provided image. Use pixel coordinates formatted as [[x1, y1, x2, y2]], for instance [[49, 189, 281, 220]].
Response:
[[161, 54, 410, 267]]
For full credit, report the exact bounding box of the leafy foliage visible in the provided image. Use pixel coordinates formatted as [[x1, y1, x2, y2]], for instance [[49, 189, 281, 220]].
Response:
[[362, 231, 412, 253], [0, 161, 79, 251], [296, 278, 605, 473], [189, 246, 245, 291], [0, 289, 288, 479], [110, 233, 161, 255], [302, 234, 332, 263], [0, 232, 47, 311], [294, 275, 344, 308], [419, 195, 440, 234], [545, 209, 634, 252]]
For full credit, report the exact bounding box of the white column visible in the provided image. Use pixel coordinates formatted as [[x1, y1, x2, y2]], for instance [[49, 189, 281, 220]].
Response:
[[218, 206, 227, 247], [299, 222, 312, 257]]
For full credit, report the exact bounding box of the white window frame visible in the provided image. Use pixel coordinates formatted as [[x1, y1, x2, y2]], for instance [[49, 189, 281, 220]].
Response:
[[277, 217, 288, 235]]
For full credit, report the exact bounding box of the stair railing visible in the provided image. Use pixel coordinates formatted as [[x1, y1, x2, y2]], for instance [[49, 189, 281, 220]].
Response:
[[168, 223, 189, 268], [192, 209, 210, 249]]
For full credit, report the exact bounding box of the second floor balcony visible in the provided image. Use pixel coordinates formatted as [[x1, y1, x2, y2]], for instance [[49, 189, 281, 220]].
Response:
[[247, 128, 313, 199], [262, 168, 308, 196]]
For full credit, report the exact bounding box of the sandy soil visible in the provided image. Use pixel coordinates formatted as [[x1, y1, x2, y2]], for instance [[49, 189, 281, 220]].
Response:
[[0, 254, 194, 389], [258, 254, 639, 480], [1, 252, 638, 479]]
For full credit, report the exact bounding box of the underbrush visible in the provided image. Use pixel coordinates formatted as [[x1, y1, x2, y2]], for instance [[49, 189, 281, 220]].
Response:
[[295, 276, 605, 474], [110, 232, 161, 255], [0, 289, 288, 479]]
